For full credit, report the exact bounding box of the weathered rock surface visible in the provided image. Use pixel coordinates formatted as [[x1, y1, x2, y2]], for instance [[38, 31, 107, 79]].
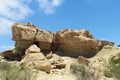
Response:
[[78, 56, 90, 66], [1, 49, 22, 61], [12, 23, 114, 58], [55, 29, 114, 57], [21, 54, 51, 73], [12, 23, 53, 55], [12, 23, 37, 41], [1, 50, 13, 60], [35, 29, 53, 42], [46, 52, 53, 59], [88, 45, 120, 80], [14, 40, 34, 56], [25, 44, 41, 54], [12, 23, 53, 42], [33, 60, 51, 73], [20, 52, 46, 65], [20, 45, 51, 73]]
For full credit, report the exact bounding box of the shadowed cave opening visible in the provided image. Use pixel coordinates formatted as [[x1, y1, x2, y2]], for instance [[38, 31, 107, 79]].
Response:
[[34, 42, 39, 47]]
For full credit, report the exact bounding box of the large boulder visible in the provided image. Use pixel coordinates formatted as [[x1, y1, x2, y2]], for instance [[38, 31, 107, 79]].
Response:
[[21, 53, 46, 63], [1, 49, 23, 61], [1, 49, 14, 60], [20, 52, 51, 73], [21, 45, 51, 73], [12, 23, 37, 41], [32, 60, 51, 73], [12, 23, 53, 55], [55, 29, 114, 57], [12, 23, 53, 42]]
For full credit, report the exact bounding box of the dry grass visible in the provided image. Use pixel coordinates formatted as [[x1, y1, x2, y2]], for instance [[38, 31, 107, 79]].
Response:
[[106, 53, 120, 80], [0, 62, 37, 80], [70, 61, 100, 80]]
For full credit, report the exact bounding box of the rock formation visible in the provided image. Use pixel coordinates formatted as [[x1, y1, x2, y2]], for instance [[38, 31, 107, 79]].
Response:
[[1, 22, 119, 80], [11, 23, 114, 59], [20, 45, 51, 73], [12, 23, 53, 56], [54, 29, 114, 57]]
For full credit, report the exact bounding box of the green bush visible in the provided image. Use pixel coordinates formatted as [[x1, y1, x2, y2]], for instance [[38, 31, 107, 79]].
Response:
[[0, 62, 37, 80], [107, 55, 120, 80], [70, 61, 100, 80]]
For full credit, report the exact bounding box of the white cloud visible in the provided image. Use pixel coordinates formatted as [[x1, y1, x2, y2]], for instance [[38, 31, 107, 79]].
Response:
[[0, 0, 32, 20], [0, 45, 14, 52], [0, 17, 14, 35], [0, 0, 33, 36], [36, 0, 64, 14], [0, 0, 64, 36]]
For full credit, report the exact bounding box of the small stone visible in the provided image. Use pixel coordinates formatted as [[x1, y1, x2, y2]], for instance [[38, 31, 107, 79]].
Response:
[[78, 56, 90, 66], [54, 63, 66, 69], [46, 52, 53, 59]]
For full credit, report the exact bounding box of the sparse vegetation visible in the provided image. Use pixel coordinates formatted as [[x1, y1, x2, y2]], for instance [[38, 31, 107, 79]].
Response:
[[106, 54, 120, 80], [70, 61, 100, 80], [0, 62, 37, 80]]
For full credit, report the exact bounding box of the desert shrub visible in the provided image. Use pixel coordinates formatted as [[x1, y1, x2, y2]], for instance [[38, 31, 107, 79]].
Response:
[[70, 61, 100, 80], [107, 54, 120, 80], [0, 62, 37, 80]]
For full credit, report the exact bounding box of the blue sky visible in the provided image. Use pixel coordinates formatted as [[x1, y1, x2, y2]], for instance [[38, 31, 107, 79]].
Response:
[[0, 0, 120, 52]]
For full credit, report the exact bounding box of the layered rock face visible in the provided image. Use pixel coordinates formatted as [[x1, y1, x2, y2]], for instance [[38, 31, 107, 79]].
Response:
[[54, 29, 114, 57], [12, 23, 53, 56], [11, 23, 114, 58]]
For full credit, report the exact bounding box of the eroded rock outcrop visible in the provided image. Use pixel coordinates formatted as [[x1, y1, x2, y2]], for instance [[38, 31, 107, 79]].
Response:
[[20, 45, 51, 73], [12, 23, 53, 55], [1, 22, 118, 80], [54, 29, 114, 57], [11, 22, 114, 58]]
